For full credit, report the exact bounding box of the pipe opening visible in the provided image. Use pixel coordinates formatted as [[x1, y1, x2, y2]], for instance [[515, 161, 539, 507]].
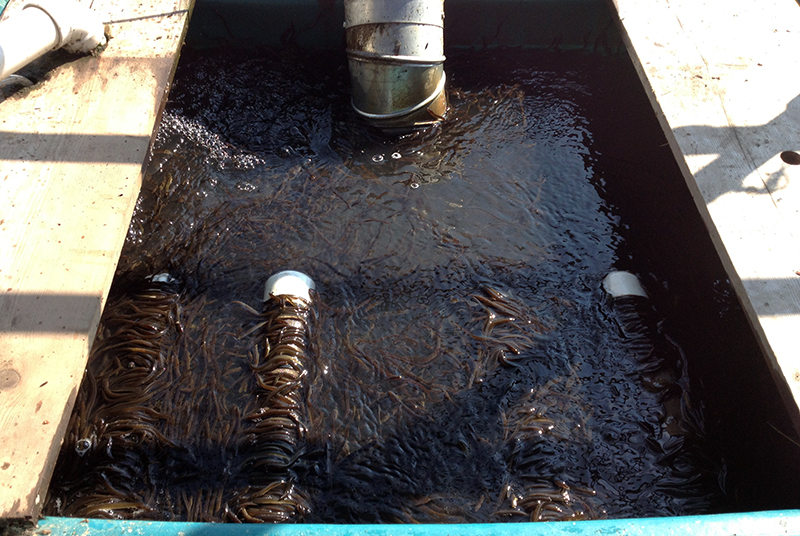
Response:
[[0, 0, 105, 82]]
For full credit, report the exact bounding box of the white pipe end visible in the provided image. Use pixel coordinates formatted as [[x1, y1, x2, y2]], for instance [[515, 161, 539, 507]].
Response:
[[26, 0, 106, 54], [148, 272, 176, 284], [603, 271, 648, 299], [264, 270, 315, 302]]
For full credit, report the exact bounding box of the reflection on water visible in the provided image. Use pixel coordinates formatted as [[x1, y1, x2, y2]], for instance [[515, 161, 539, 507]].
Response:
[[46, 47, 732, 522]]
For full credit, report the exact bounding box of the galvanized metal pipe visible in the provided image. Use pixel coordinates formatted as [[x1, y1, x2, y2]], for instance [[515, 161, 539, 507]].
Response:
[[344, 0, 447, 132]]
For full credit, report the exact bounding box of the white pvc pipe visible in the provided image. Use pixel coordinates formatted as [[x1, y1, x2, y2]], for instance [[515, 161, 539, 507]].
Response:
[[603, 271, 648, 299], [0, 6, 57, 79], [0, 0, 105, 80], [264, 271, 315, 302]]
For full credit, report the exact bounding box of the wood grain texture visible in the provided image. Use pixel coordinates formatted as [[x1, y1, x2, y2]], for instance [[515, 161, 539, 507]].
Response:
[[610, 0, 800, 427], [0, 0, 192, 518]]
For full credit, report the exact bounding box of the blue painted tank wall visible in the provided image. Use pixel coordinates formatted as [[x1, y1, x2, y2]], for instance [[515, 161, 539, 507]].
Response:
[[35, 510, 800, 536]]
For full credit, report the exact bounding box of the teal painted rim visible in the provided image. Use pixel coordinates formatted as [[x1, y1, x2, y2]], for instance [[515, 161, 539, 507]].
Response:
[[38, 510, 800, 536]]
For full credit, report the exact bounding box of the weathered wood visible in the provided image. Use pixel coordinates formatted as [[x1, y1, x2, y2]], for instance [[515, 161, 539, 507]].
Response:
[[0, 0, 192, 519], [610, 0, 800, 428]]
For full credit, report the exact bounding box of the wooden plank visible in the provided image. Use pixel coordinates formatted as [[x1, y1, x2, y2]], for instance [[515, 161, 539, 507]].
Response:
[[610, 0, 800, 428], [0, 0, 192, 519]]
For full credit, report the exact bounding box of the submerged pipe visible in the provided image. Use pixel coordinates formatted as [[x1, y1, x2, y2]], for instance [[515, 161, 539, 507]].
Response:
[[236, 270, 316, 520], [603, 271, 686, 427], [603, 270, 653, 343], [0, 0, 105, 80], [344, 0, 447, 132], [603, 271, 648, 300]]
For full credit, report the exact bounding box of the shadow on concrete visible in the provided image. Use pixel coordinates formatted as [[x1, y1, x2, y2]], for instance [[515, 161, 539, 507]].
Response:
[[672, 94, 800, 203], [0, 292, 102, 333], [0, 132, 151, 162]]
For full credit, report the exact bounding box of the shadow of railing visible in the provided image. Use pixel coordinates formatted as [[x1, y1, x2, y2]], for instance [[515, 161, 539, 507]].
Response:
[[0, 132, 152, 162], [0, 292, 103, 333]]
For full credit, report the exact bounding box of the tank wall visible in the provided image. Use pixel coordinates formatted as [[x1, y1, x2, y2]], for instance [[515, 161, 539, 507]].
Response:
[[185, 0, 621, 51]]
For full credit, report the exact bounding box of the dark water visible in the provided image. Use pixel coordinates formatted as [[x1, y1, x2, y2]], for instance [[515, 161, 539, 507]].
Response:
[[45, 46, 800, 522]]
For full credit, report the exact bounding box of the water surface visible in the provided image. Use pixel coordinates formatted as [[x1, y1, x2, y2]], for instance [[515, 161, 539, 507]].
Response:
[[47, 46, 790, 523]]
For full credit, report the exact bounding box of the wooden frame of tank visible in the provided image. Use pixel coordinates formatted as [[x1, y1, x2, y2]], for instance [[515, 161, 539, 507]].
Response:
[[2, 0, 800, 530]]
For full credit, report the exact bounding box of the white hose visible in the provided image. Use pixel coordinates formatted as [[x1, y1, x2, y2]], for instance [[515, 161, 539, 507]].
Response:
[[0, 0, 105, 79]]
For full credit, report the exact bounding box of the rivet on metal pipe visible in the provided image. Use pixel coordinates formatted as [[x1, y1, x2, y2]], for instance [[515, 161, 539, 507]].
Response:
[[344, 0, 448, 133]]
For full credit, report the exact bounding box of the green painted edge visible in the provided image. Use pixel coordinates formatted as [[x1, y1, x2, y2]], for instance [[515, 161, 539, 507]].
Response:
[[38, 510, 800, 536]]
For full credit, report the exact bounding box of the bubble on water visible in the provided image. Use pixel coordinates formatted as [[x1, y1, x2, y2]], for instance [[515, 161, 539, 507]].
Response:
[[236, 181, 258, 192], [154, 111, 266, 169], [391, 152, 402, 159], [410, 182, 420, 189], [372, 154, 385, 163]]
